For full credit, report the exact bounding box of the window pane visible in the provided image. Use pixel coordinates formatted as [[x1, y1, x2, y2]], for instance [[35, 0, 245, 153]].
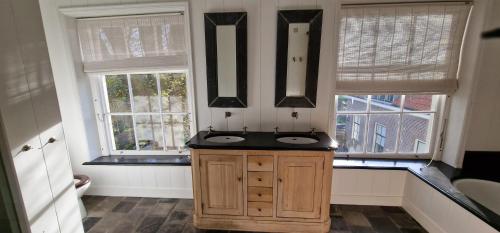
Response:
[[131, 74, 160, 112], [106, 75, 131, 112], [160, 73, 188, 112], [337, 95, 368, 112], [163, 114, 191, 150], [399, 113, 433, 153], [403, 95, 435, 111], [370, 95, 401, 112], [135, 115, 164, 150], [336, 114, 366, 153], [367, 114, 399, 153], [111, 115, 136, 150]]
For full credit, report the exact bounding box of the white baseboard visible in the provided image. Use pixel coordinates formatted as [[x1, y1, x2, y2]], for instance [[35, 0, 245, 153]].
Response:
[[402, 198, 446, 233], [87, 185, 193, 199], [331, 194, 402, 206]]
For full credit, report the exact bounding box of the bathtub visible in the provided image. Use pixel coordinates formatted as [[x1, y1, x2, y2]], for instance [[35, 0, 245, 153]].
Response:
[[453, 178, 500, 216]]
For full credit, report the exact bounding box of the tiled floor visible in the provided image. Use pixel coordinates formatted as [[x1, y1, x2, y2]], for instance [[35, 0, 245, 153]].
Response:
[[82, 196, 427, 233]]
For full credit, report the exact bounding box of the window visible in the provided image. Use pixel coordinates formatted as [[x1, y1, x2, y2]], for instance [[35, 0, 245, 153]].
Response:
[[77, 8, 195, 155], [373, 123, 386, 152], [335, 95, 440, 157], [99, 72, 192, 154], [352, 115, 361, 141]]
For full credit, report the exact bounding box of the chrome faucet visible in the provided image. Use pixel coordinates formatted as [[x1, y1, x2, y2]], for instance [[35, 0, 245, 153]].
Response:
[[274, 127, 279, 134], [208, 126, 214, 134], [242, 126, 248, 134], [310, 127, 316, 135]]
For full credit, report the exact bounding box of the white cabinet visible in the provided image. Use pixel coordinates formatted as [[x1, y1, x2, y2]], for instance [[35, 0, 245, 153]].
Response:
[[0, 0, 83, 232]]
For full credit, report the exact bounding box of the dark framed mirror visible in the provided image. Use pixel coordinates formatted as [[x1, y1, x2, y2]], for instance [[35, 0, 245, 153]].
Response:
[[275, 10, 322, 108], [205, 12, 247, 107]]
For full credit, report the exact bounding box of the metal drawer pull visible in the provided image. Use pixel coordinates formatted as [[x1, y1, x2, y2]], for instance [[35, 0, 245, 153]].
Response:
[[47, 137, 56, 143], [21, 145, 32, 152]]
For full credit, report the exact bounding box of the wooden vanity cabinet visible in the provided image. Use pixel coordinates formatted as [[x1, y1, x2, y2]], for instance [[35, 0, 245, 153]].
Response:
[[191, 149, 334, 233]]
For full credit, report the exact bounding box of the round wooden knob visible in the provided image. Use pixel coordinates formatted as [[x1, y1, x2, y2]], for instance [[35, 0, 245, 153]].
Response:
[[258, 193, 262, 197], [258, 208, 262, 212], [258, 162, 262, 166], [278, 178, 282, 182], [237, 177, 242, 181], [258, 178, 262, 181]]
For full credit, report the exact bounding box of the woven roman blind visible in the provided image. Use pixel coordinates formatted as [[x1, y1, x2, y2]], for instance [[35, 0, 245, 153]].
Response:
[[77, 13, 187, 72], [336, 2, 471, 94]]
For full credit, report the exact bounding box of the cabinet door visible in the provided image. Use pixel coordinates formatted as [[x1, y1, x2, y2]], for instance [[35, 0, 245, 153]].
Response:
[[277, 155, 324, 219], [199, 154, 243, 216]]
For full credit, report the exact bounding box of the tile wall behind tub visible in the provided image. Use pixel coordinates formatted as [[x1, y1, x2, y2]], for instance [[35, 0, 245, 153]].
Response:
[[191, 0, 335, 133]]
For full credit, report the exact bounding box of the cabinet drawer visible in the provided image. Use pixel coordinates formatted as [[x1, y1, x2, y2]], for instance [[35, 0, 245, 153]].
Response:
[[248, 187, 273, 202], [248, 156, 273, 171], [248, 201, 273, 217], [248, 172, 273, 187]]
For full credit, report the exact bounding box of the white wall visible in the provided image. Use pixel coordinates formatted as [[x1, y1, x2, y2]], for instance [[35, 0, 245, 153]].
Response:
[[441, 0, 493, 167], [465, 0, 500, 152]]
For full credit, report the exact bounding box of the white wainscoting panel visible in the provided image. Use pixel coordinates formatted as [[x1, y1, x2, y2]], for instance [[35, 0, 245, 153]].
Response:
[[332, 169, 407, 206], [403, 173, 498, 233], [85, 166, 193, 198]]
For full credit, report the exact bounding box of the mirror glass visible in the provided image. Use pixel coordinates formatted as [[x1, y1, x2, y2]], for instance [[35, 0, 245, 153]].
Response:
[[216, 25, 237, 97], [286, 23, 309, 97]]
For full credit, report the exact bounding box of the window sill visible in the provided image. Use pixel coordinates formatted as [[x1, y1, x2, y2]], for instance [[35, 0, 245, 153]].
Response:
[[82, 154, 191, 166], [83, 154, 429, 169]]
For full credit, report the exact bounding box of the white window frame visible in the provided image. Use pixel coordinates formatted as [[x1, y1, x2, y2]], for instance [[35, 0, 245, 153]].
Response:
[[66, 2, 198, 156], [332, 95, 445, 159], [373, 122, 386, 152], [90, 69, 196, 156], [352, 115, 361, 142]]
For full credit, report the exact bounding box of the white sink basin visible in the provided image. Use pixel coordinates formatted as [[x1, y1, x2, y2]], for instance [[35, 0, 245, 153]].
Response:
[[205, 135, 245, 143], [276, 136, 319, 144]]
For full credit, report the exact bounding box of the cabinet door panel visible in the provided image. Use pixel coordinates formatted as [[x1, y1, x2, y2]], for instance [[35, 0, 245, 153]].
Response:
[[200, 154, 243, 216], [277, 156, 324, 219]]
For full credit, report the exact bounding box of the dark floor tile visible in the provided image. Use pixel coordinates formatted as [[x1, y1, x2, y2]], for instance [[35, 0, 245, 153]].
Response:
[[175, 199, 194, 210], [157, 223, 185, 233], [381, 206, 405, 213], [83, 217, 101, 232], [361, 206, 385, 217], [139, 198, 159, 207], [88, 213, 126, 232], [110, 220, 135, 233], [112, 201, 137, 213], [339, 205, 366, 213], [124, 197, 142, 202], [330, 205, 343, 217], [82, 196, 106, 211], [343, 211, 372, 227], [400, 228, 428, 233], [332, 216, 349, 231], [126, 206, 151, 226], [367, 216, 401, 233], [349, 226, 376, 233], [167, 209, 191, 225], [136, 216, 167, 233], [149, 202, 176, 216], [389, 213, 420, 228], [159, 198, 178, 204]]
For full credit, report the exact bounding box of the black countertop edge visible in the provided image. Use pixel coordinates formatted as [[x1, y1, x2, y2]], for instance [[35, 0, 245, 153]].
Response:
[[407, 165, 500, 231], [185, 131, 338, 151], [82, 155, 191, 166], [82, 155, 500, 230]]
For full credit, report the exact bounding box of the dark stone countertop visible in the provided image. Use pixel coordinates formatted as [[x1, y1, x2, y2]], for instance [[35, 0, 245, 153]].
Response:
[[185, 131, 337, 151], [83, 155, 191, 166]]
